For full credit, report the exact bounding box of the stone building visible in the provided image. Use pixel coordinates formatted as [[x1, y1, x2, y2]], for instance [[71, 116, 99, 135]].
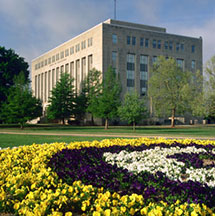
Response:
[[32, 19, 202, 119]]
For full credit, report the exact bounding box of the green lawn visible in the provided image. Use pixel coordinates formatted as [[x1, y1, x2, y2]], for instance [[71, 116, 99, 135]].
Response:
[[0, 124, 215, 148]]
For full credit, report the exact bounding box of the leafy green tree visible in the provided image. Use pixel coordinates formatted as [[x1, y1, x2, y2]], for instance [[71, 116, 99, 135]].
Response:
[[118, 91, 147, 131], [94, 66, 121, 129], [47, 72, 75, 124], [85, 68, 102, 125], [148, 56, 202, 128], [0, 46, 29, 113], [0, 72, 42, 129], [204, 55, 215, 121]]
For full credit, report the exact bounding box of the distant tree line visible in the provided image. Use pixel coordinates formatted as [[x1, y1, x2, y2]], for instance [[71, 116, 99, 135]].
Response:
[[1, 46, 215, 129]]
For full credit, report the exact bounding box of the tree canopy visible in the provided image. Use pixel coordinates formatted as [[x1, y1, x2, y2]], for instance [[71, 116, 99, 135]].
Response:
[[118, 91, 147, 130], [0, 46, 29, 110], [94, 66, 121, 129], [47, 72, 75, 124], [148, 56, 202, 127], [0, 72, 42, 128]]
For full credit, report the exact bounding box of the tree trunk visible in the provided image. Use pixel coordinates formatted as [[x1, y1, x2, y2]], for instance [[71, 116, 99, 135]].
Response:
[[62, 118, 65, 125], [20, 123, 24, 130], [171, 108, 175, 128], [91, 114, 94, 126], [105, 118, 108, 130], [133, 121, 136, 131]]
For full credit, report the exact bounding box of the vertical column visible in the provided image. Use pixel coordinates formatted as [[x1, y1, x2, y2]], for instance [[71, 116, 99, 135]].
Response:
[[52, 69, 55, 90], [45, 72, 47, 102], [48, 70, 51, 99], [41, 73, 44, 102], [38, 74, 40, 100], [35, 75, 37, 98]]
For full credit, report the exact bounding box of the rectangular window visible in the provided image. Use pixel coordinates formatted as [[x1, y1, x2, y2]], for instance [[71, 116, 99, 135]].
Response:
[[44, 72, 47, 102], [65, 49, 69, 57], [76, 60, 80, 93], [157, 40, 161, 49], [48, 70, 51, 98], [127, 54, 135, 91], [127, 36, 131, 45], [176, 43, 180, 51], [192, 45, 195, 53], [112, 34, 117, 44], [70, 47, 74, 55], [153, 39, 156, 48], [70, 62, 74, 79], [52, 69, 55, 90], [145, 39, 149, 48], [35, 75, 37, 98], [52, 56, 55, 63], [82, 57, 86, 81], [56, 53, 59, 61], [88, 54, 93, 72], [81, 41, 86, 49], [140, 55, 148, 95], [60, 51, 64, 59], [65, 63, 69, 73], [38, 74, 40, 100], [88, 37, 93, 47], [140, 37, 144, 46], [56, 67, 59, 82], [75, 44, 80, 52], [169, 41, 173, 50], [165, 41, 168, 50], [152, 56, 158, 64], [41, 61, 44, 67], [181, 43, 184, 51], [112, 51, 117, 74], [45, 59, 47, 66], [48, 58, 51, 64], [41, 73, 43, 102], [61, 65, 64, 74], [132, 36, 136, 45], [191, 60, 196, 69], [177, 58, 184, 70]]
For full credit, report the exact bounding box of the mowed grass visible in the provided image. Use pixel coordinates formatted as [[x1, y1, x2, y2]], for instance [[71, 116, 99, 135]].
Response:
[[0, 124, 215, 148]]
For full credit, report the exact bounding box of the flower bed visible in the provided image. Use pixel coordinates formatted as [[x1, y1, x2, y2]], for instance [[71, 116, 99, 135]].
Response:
[[1, 138, 215, 215]]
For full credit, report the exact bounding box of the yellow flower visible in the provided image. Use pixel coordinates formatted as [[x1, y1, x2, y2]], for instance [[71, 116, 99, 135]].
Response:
[[14, 202, 20, 210], [120, 206, 126, 213], [65, 212, 73, 216], [93, 211, 101, 216], [140, 207, 148, 215], [130, 208, 135, 215], [104, 209, 111, 216], [191, 211, 198, 216]]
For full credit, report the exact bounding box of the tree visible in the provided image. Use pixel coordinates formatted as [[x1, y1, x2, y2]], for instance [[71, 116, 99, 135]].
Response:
[[0, 46, 29, 112], [148, 56, 201, 128], [204, 55, 215, 121], [0, 72, 42, 129], [118, 91, 147, 131], [94, 66, 121, 129], [47, 72, 75, 125], [85, 68, 103, 125]]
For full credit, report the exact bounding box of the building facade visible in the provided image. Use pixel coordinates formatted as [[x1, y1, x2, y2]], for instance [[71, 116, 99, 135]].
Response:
[[32, 19, 202, 111]]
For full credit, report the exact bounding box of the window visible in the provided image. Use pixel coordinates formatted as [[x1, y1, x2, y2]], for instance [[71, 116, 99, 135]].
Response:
[[127, 36, 131, 45], [140, 55, 148, 95], [41, 61, 44, 67], [165, 41, 168, 50], [82, 58, 86, 81], [112, 51, 117, 74], [181, 43, 184, 51], [176, 59, 184, 70], [153, 39, 156, 48], [158, 40, 161, 49], [45, 59, 47, 66], [35, 75, 37, 98], [140, 37, 144, 46], [65, 49, 69, 57], [145, 39, 149, 48], [88, 37, 93, 47], [75, 44, 80, 52], [81, 41, 86, 49], [191, 60, 196, 69], [169, 41, 173, 50], [70, 62, 74, 79], [56, 53, 59, 61], [88, 55, 93, 72], [60, 51, 64, 59], [132, 36, 136, 45], [127, 54, 135, 91], [112, 34, 117, 44], [176, 43, 180, 51], [65, 63, 69, 73], [48, 58, 51, 64], [61, 65, 64, 74], [70, 47, 74, 55], [192, 45, 195, 53], [152, 56, 158, 64], [52, 56, 55, 63]]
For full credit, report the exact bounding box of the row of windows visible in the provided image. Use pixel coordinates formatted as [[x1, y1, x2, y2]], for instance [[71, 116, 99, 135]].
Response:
[[35, 37, 93, 70], [112, 34, 196, 53], [34, 55, 93, 102]]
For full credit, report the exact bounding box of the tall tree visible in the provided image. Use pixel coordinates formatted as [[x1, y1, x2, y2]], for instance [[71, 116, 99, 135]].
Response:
[[204, 55, 215, 121], [47, 73, 75, 125], [85, 68, 103, 125], [118, 91, 147, 131], [148, 56, 201, 127], [0, 72, 42, 129], [94, 66, 121, 129], [0, 47, 29, 112]]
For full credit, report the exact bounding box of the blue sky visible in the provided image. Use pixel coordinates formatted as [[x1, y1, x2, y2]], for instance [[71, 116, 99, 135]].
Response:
[[0, 0, 214, 69]]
